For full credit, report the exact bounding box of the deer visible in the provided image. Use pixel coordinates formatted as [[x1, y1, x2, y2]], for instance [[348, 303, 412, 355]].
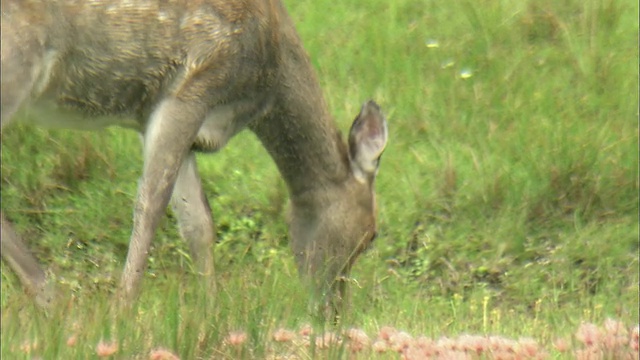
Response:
[[0, 0, 388, 318]]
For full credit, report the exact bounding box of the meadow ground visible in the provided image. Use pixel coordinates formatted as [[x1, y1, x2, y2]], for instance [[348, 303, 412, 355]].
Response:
[[1, 0, 638, 359]]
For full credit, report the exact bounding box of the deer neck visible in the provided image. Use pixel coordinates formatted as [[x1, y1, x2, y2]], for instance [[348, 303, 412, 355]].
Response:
[[249, 14, 350, 200], [251, 87, 350, 200]]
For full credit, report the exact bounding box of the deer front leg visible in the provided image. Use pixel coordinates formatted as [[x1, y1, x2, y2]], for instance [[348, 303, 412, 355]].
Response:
[[170, 152, 216, 283], [1, 212, 54, 308], [120, 98, 206, 304]]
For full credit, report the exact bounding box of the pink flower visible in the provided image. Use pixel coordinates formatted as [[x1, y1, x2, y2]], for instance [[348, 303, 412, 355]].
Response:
[[389, 331, 414, 352], [379, 326, 398, 342], [344, 328, 369, 342], [344, 328, 370, 352], [20, 340, 38, 354], [602, 334, 627, 350], [517, 337, 540, 357], [372, 339, 388, 353], [535, 349, 551, 359], [576, 323, 602, 347], [149, 347, 180, 360], [600, 318, 628, 350], [434, 349, 472, 360], [574, 347, 603, 360], [488, 336, 517, 353], [314, 332, 341, 349], [402, 345, 429, 360], [272, 328, 296, 342], [603, 318, 627, 336], [298, 324, 313, 337], [437, 336, 458, 353], [66, 335, 77, 347], [458, 334, 487, 354], [96, 340, 118, 357], [414, 336, 436, 356], [492, 349, 517, 360], [553, 338, 570, 352], [225, 331, 247, 346], [630, 324, 639, 351]]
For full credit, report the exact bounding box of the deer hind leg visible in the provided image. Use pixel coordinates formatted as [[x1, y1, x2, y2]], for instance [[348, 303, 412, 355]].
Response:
[[1, 22, 53, 307], [0, 212, 54, 308], [170, 152, 216, 282]]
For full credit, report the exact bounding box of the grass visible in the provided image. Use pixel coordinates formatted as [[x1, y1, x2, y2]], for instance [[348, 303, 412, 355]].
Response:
[[1, 0, 638, 358]]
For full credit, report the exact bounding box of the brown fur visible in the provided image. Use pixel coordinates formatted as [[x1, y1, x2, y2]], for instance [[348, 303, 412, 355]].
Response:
[[1, 0, 388, 318]]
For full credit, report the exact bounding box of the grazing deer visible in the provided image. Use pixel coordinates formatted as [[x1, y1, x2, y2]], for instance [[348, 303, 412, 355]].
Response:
[[0, 0, 388, 316]]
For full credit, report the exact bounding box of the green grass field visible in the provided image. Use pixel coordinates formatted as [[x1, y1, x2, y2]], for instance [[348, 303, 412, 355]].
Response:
[[1, 0, 638, 358]]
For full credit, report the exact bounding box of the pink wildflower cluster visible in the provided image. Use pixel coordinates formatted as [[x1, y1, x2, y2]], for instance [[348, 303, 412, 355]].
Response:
[[258, 319, 639, 359], [224, 330, 249, 346], [94, 335, 183, 359], [95, 339, 118, 357], [572, 319, 639, 360], [373, 327, 548, 360], [12, 318, 637, 359], [249, 325, 548, 359], [149, 347, 181, 360]]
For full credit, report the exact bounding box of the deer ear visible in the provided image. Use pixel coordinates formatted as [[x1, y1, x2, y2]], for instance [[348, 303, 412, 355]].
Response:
[[348, 100, 388, 182]]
